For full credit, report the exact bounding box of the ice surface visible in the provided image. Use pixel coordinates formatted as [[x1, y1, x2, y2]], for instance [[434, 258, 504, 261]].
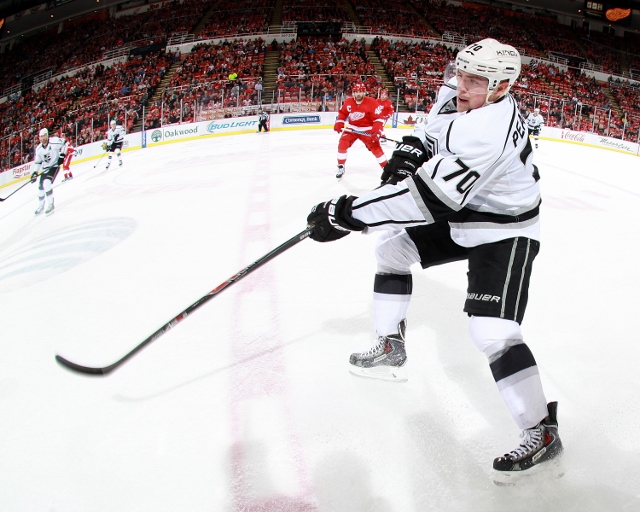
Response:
[[0, 129, 639, 511]]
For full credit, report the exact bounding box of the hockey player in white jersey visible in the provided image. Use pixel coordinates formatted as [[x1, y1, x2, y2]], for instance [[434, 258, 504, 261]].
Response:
[[105, 119, 126, 168], [307, 38, 562, 480], [31, 127, 67, 216], [526, 107, 544, 148]]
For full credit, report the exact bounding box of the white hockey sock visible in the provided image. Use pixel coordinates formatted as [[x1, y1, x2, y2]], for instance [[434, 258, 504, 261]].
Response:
[[469, 316, 548, 429], [43, 179, 53, 205], [373, 230, 420, 337], [373, 284, 411, 336]]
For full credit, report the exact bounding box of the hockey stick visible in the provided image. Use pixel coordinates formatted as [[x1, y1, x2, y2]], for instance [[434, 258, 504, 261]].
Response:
[[55, 226, 315, 376], [343, 127, 401, 145], [93, 151, 108, 168], [0, 178, 32, 202]]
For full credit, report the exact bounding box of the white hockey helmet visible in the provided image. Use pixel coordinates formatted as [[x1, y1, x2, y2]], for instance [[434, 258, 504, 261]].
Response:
[[39, 127, 49, 137], [110, 119, 117, 127], [455, 38, 521, 93], [534, 107, 540, 113]]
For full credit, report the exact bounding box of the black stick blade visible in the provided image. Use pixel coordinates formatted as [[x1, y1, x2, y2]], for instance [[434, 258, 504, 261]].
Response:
[[55, 354, 113, 376]]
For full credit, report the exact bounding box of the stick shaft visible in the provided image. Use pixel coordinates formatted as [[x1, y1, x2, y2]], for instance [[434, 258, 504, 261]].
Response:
[[55, 226, 314, 376], [0, 180, 31, 202], [343, 127, 401, 144]]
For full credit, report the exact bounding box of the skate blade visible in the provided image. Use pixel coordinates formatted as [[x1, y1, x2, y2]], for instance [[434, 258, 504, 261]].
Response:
[[492, 457, 565, 487], [349, 364, 407, 383]]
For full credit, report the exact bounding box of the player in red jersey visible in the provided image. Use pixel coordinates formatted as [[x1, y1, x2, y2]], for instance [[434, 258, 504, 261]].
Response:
[[333, 82, 388, 179], [61, 135, 76, 182], [377, 89, 395, 145]]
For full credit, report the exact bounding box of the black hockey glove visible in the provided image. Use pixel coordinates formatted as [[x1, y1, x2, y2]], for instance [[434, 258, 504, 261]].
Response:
[[30, 171, 39, 183], [380, 135, 429, 186], [307, 195, 365, 242]]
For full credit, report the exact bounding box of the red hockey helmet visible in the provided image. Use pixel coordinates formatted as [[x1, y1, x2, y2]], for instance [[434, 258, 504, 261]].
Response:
[[352, 82, 366, 93]]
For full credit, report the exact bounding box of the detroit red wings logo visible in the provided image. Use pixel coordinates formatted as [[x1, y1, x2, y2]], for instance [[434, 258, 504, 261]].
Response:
[[349, 112, 365, 121], [605, 8, 631, 21]]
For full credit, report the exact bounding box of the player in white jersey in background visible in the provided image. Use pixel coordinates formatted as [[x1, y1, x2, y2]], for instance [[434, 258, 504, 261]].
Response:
[[307, 38, 562, 482], [526, 107, 544, 148], [105, 119, 126, 168], [31, 127, 66, 216]]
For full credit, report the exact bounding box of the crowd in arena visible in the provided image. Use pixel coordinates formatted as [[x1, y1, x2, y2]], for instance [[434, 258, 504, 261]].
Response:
[[282, 0, 348, 24], [353, 0, 439, 38], [198, 0, 273, 39], [273, 38, 379, 101], [1, 0, 640, 170]]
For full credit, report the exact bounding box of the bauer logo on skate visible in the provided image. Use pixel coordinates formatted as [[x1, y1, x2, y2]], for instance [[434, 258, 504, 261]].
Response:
[[467, 293, 501, 303]]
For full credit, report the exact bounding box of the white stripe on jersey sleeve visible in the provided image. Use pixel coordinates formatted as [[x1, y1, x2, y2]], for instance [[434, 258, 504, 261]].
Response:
[[351, 182, 428, 232]]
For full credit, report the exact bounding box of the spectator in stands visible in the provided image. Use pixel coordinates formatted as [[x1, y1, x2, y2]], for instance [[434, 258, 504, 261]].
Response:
[[255, 78, 263, 103]]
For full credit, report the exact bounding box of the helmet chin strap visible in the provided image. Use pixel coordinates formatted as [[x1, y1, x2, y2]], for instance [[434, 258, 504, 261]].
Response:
[[484, 90, 497, 105], [480, 80, 512, 105]]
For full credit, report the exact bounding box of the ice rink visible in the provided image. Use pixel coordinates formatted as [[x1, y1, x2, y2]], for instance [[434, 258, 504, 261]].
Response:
[[1, 127, 639, 512]]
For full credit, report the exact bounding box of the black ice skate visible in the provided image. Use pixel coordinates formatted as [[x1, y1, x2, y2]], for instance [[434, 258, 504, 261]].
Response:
[[493, 401, 564, 485], [349, 319, 407, 382], [45, 199, 55, 216], [336, 164, 346, 179]]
